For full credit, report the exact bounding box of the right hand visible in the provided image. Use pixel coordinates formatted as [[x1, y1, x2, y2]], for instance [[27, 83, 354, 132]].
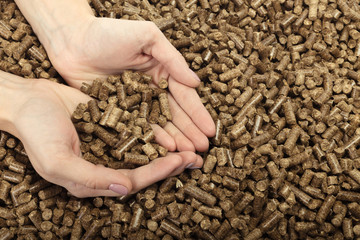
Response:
[[0, 72, 202, 197]]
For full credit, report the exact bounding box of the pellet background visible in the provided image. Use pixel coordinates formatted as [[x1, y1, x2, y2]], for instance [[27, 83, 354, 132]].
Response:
[[0, 0, 360, 239]]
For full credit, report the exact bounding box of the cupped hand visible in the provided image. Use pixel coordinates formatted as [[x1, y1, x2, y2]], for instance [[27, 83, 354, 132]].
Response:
[[46, 18, 215, 152], [2, 73, 202, 197]]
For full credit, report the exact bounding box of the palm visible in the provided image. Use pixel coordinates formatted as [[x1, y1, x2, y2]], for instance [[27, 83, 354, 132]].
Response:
[[13, 81, 90, 190], [53, 19, 176, 88]]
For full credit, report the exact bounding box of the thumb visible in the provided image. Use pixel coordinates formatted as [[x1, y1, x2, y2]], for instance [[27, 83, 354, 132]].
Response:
[[146, 24, 201, 88], [48, 156, 133, 197]]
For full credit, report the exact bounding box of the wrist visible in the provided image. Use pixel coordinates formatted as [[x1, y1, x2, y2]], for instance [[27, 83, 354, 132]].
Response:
[[0, 72, 30, 136], [14, 0, 94, 59]]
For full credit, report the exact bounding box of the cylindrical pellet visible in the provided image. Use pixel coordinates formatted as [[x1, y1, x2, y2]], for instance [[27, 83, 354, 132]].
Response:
[[316, 195, 336, 223], [326, 153, 342, 174], [158, 93, 172, 121], [283, 99, 297, 125], [160, 219, 183, 239], [88, 100, 101, 123], [184, 184, 217, 206], [141, 143, 158, 160], [129, 206, 144, 231], [349, 169, 360, 185], [124, 152, 149, 166], [283, 125, 301, 154]]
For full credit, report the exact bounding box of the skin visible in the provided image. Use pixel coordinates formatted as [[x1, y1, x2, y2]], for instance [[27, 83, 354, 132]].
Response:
[[0, 0, 217, 197]]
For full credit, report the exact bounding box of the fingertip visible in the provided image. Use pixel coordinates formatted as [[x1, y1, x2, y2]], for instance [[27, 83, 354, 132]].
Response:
[[199, 110, 216, 137], [163, 122, 195, 152], [155, 154, 184, 177], [158, 135, 176, 152], [205, 121, 216, 137], [189, 155, 204, 169], [109, 183, 129, 195], [159, 138, 176, 152], [167, 141, 177, 152], [194, 135, 210, 152], [172, 71, 200, 89], [168, 151, 197, 175], [191, 111, 215, 144], [182, 151, 198, 164], [189, 69, 201, 84], [197, 154, 204, 165], [151, 124, 177, 151]]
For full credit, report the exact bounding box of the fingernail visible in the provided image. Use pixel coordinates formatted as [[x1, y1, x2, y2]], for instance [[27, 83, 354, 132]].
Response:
[[109, 184, 128, 195], [186, 162, 200, 169], [190, 69, 201, 82], [185, 163, 194, 169]]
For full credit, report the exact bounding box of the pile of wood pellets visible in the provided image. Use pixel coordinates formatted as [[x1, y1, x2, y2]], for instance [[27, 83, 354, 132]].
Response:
[[74, 72, 171, 169], [1, 0, 360, 239]]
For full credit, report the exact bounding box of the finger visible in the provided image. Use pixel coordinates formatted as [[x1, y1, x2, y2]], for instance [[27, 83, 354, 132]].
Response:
[[168, 153, 203, 176], [49, 156, 133, 196], [123, 151, 198, 192], [168, 77, 216, 137], [168, 94, 210, 152], [151, 124, 176, 151], [163, 122, 195, 152], [145, 23, 200, 88], [65, 182, 120, 198]]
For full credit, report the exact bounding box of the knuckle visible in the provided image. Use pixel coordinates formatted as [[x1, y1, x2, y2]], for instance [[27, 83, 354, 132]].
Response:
[[37, 160, 58, 179], [144, 21, 160, 41], [126, 183, 133, 194], [66, 182, 88, 198], [83, 175, 101, 190]]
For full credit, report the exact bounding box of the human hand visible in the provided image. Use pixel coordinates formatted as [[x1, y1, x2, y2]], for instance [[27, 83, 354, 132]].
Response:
[[15, 0, 216, 152], [0, 72, 203, 197]]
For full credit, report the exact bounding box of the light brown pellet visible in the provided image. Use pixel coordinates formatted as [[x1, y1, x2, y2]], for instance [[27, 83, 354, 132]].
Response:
[[129, 206, 144, 231], [141, 143, 158, 160], [160, 219, 183, 239], [16, 198, 37, 217], [38, 186, 62, 200], [158, 92, 172, 121], [184, 184, 217, 206], [316, 195, 336, 223], [2, 170, 23, 184], [167, 201, 180, 219], [124, 152, 149, 166]]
